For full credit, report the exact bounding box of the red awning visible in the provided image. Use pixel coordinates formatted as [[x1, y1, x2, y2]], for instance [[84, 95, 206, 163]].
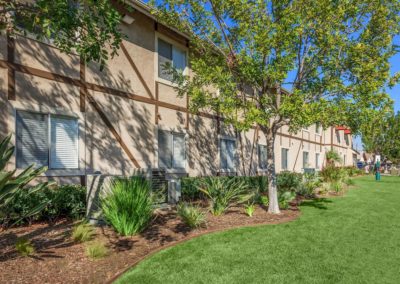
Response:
[[335, 126, 347, 130], [344, 129, 351, 134]]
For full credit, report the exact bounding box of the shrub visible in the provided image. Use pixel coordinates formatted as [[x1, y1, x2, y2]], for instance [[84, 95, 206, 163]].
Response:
[[101, 176, 153, 236], [298, 173, 321, 197], [330, 181, 344, 193], [276, 171, 302, 193], [72, 223, 95, 243], [85, 241, 108, 260], [326, 150, 342, 165], [176, 203, 206, 229], [181, 177, 204, 201], [278, 191, 296, 209], [319, 166, 344, 183], [244, 204, 256, 217], [1, 184, 86, 227], [199, 177, 252, 216], [15, 238, 35, 256], [258, 195, 269, 207]]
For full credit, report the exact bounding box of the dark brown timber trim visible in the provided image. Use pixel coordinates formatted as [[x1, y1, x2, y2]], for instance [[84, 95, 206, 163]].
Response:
[[87, 94, 140, 168], [7, 35, 16, 100], [79, 57, 87, 112], [120, 42, 155, 99], [0, 60, 352, 152]]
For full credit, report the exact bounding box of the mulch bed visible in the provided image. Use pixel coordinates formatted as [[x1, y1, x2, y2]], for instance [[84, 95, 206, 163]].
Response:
[[0, 205, 300, 284]]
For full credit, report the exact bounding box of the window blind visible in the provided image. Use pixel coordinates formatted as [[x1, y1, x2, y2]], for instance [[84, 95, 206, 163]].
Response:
[[172, 47, 186, 73], [50, 116, 79, 169], [303, 151, 309, 168], [172, 134, 185, 169], [158, 130, 172, 168], [16, 111, 49, 168]]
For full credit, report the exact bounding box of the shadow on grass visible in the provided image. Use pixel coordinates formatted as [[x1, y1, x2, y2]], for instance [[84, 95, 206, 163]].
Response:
[[300, 198, 333, 210]]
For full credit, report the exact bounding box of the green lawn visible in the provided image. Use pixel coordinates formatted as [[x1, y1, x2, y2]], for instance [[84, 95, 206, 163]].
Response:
[[116, 176, 400, 284]]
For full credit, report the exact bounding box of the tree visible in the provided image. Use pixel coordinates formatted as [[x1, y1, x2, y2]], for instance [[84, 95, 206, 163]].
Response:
[[0, 0, 124, 68], [152, 0, 400, 213], [362, 111, 400, 163]]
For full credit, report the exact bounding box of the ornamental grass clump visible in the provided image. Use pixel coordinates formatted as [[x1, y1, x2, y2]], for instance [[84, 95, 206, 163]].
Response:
[[244, 203, 256, 217], [85, 240, 108, 260], [72, 222, 95, 243], [198, 177, 252, 216], [177, 203, 206, 229], [101, 176, 153, 236]]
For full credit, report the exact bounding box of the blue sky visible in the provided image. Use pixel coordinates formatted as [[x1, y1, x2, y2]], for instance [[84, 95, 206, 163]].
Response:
[[388, 35, 400, 113]]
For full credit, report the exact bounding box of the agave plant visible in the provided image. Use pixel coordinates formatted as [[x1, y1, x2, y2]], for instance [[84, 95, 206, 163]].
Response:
[[198, 177, 253, 216], [0, 134, 52, 224]]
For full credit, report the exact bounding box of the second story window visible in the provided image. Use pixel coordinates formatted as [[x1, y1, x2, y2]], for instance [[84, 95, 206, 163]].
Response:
[[158, 38, 187, 82], [336, 130, 341, 144], [220, 138, 236, 170], [158, 130, 186, 169]]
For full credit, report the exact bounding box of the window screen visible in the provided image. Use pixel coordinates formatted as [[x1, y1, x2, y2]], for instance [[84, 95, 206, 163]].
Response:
[[220, 139, 236, 170], [281, 148, 289, 170], [16, 111, 49, 168], [158, 130, 186, 169], [258, 144, 267, 169], [316, 153, 320, 169], [50, 116, 79, 169], [158, 38, 173, 81], [303, 151, 309, 168]]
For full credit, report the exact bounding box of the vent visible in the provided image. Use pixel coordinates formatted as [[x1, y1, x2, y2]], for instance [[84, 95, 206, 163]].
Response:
[[151, 169, 168, 203]]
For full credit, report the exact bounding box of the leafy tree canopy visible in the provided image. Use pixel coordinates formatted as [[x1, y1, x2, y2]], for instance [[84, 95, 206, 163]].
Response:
[[0, 0, 125, 68]]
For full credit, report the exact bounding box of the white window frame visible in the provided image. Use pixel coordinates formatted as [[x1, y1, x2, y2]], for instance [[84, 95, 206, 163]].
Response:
[[15, 110, 79, 170], [219, 136, 237, 172], [155, 33, 189, 86]]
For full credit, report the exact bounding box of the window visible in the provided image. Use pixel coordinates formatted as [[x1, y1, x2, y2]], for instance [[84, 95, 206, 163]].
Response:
[[344, 134, 350, 146], [303, 151, 309, 169], [16, 111, 79, 169], [158, 38, 187, 81], [220, 138, 236, 170], [258, 144, 267, 169], [315, 153, 320, 169], [281, 148, 289, 170], [336, 130, 341, 143], [343, 155, 346, 165], [158, 130, 186, 169], [316, 123, 321, 134]]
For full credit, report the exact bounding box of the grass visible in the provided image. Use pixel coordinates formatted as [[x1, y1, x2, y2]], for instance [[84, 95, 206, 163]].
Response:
[[15, 238, 35, 256], [116, 176, 400, 284], [85, 240, 108, 260], [71, 222, 95, 243]]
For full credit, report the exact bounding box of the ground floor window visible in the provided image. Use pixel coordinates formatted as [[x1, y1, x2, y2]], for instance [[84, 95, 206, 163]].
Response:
[[16, 110, 79, 169], [220, 138, 236, 170], [303, 151, 309, 169], [258, 144, 268, 169], [158, 130, 186, 169], [281, 148, 289, 170], [316, 153, 320, 169]]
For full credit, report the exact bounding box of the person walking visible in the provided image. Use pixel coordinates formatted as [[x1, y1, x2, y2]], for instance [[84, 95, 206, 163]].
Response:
[[374, 160, 381, 181]]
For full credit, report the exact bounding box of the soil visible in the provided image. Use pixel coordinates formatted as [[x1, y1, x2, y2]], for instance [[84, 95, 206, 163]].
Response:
[[0, 205, 300, 284]]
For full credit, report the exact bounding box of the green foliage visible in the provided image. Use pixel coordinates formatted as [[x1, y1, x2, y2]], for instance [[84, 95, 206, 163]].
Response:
[[0, 134, 53, 227], [325, 150, 342, 165], [330, 182, 344, 193], [72, 222, 95, 243], [1, 184, 86, 227], [85, 240, 108, 260], [153, 0, 400, 213], [298, 173, 322, 197], [319, 166, 346, 183], [15, 238, 35, 256], [276, 172, 302, 194], [198, 177, 252, 216], [181, 176, 268, 202], [244, 203, 256, 217], [1, 0, 123, 69], [344, 178, 356, 186], [176, 203, 206, 229], [101, 176, 153, 236], [258, 195, 269, 207], [278, 191, 296, 209], [342, 166, 363, 177]]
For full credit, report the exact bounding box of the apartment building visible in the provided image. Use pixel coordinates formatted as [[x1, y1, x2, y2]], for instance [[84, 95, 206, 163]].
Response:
[[0, 1, 358, 188]]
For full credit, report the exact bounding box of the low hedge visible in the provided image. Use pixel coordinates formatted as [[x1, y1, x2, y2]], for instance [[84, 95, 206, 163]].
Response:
[[0, 184, 86, 227]]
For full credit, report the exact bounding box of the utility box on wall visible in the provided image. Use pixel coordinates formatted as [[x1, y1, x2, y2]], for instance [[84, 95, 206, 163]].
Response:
[[168, 179, 181, 204]]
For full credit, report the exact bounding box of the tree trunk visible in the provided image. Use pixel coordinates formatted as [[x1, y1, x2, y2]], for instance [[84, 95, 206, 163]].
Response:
[[263, 127, 280, 214]]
